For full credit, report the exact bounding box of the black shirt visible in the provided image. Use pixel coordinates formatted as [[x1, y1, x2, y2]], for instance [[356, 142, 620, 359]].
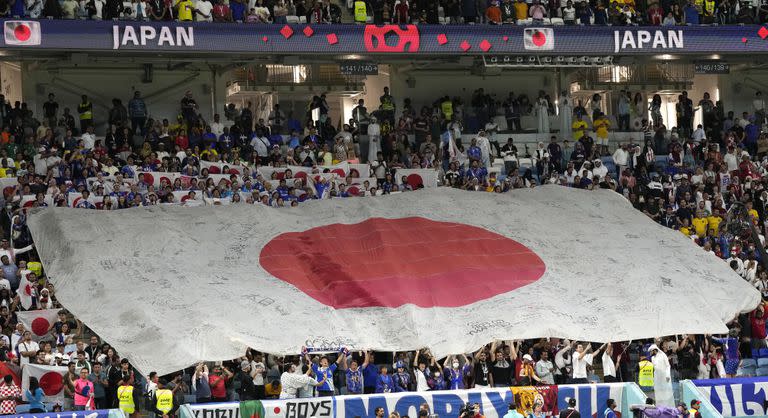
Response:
[[473, 361, 491, 386], [559, 408, 581, 418], [490, 358, 511, 386], [43, 101, 58, 118]]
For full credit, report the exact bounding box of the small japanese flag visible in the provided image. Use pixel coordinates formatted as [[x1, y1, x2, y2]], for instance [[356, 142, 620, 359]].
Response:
[[4, 21, 41, 46], [523, 28, 554, 51]]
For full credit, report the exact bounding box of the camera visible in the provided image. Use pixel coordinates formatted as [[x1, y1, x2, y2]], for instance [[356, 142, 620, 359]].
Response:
[[459, 403, 475, 418]]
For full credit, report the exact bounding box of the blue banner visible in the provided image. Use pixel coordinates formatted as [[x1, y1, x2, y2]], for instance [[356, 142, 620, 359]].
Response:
[[1, 19, 767, 55], [3, 409, 113, 418], [692, 377, 768, 417]]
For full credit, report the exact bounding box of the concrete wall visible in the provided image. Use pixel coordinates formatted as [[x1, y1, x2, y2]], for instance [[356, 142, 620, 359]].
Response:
[[387, 68, 557, 115], [0, 62, 22, 105], [19, 61, 228, 134]]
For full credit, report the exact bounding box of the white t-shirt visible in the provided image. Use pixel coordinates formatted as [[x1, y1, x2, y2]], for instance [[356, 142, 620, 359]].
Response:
[[602, 352, 616, 378], [0, 279, 10, 291], [414, 368, 429, 392], [572, 353, 592, 379], [195, 0, 214, 21], [17, 340, 39, 366], [562, 5, 575, 19], [251, 361, 265, 386], [210, 122, 224, 137]]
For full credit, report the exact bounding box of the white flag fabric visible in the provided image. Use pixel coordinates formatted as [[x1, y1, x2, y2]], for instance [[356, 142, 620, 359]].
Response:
[[395, 168, 439, 188], [17, 274, 36, 310], [21, 363, 68, 403], [16, 309, 58, 340], [27, 187, 760, 375]]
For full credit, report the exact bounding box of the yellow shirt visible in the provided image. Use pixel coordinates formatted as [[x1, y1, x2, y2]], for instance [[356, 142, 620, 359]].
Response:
[[749, 209, 759, 225], [28, 261, 42, 277], [707, 216, 722, 235], [594, 118, 610, 139], [441, 101, 453, 121], [572, 120, 588, 140], [680, 226, 691, 237], [692, 217, 708, 238], [0, 168, 7, 178], [514, 2, 528, 19], [176, 0, 194, 20]]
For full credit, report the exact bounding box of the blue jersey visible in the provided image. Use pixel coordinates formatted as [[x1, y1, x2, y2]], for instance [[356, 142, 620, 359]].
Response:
[[362, 364, 379, 389], [376, 374, 394, 393], [346, 368, 364, 394], [311, 363, 337, 392], [444, 365, 471, 390]]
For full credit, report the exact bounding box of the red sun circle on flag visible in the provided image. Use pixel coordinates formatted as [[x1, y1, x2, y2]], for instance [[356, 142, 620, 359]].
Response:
[[39, 371, 64, 395], [14, 24, 31, 42], [273, 407, 281, 414], [406, 174, 423, 189], [260, 217, 546, 308], [31, 317, 50, 336], [532, 30, 547, 47]]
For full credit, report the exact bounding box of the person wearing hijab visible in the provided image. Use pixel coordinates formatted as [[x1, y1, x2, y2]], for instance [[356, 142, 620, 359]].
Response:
[[648, 343, 674, 407]]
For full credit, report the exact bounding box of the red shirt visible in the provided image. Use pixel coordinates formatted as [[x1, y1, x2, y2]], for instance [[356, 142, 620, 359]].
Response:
[[175, 135, 189, 150], [208, 374, 228, 398], [213, 4, 229, 19], [394, 2, 409, 23], [647, 6, 662, 25], [751, 311, 767, 339], [0, 384, 20, 414]]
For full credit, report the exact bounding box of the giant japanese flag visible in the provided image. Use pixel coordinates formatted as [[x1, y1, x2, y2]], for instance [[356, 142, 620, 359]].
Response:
[[27, 187, 760, 375], [16, 309, 58, 340], [21, 364, 68, 403]]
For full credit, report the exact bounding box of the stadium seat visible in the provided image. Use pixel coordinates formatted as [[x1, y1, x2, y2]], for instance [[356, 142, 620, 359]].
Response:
[[550, 17, 564, 25], [541, 18, 552, 24], [286, 15, 299, 23], [759, 348, 768, 357], [737, 366, 755, 377], [439, 16, 449, 24], [299, 16, 307, 23], [752, 349, 760, 359], [757, 357, 768, 368], [517, 19, 532, 25], [741, 358, 757, 368], [756, 366, 768, 376]]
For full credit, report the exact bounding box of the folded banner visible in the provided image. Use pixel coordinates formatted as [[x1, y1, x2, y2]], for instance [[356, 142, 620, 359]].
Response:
[[2, 410, 116, 418], [28, 187, 759, 374], [692, 377, 768, 416]]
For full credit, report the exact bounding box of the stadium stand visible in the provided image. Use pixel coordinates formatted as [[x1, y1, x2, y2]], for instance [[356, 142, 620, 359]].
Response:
[[0, 82, 764, 414]]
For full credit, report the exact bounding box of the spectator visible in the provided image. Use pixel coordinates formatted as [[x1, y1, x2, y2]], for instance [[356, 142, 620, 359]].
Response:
[[0, 374, 20, 415]]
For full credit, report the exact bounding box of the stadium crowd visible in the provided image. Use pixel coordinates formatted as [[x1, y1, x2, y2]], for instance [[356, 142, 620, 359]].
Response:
[[0, 85, 764, 414], [1, 0, 768, 25]]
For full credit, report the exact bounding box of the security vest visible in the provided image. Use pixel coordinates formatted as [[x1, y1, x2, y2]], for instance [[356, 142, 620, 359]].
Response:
[[441, 101, 453, 120], [78, 102, 92, 120], [118, 385, 135, 414], [156, 389, 174, 414], [354, 1, 367, 22], [381, 96, 394, 111], [638, 360, 654, 388], [703, 0, 714, 15], [689, 408, 698, 417]]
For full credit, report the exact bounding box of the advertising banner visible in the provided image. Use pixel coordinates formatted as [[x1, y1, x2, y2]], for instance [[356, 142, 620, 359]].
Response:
[[692, 377, 768, 417], [2, 19, 768, 55], [180, 385, 624, 418], [2, 410, 116, 418]]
